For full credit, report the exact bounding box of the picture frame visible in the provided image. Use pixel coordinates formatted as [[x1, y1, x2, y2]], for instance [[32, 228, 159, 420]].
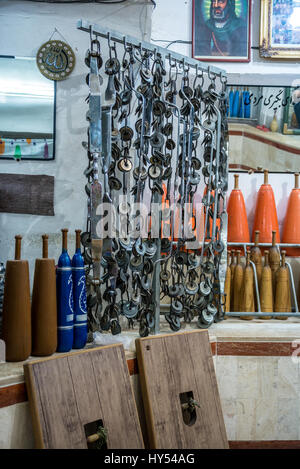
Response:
[[192, 0, 251, 62], [282, 87, 300, 135], [260, 0, 300, 59]]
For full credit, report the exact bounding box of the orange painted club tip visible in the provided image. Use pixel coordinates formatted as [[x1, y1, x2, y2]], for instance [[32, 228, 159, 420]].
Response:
[[0, 139, 5, 155], [252, 170, 280, 248], [282, 173, 300, 256], [227, 174, 250, 250]]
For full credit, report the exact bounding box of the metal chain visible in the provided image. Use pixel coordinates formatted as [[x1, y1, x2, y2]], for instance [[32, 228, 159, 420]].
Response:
[[81, 30, 228, 336]]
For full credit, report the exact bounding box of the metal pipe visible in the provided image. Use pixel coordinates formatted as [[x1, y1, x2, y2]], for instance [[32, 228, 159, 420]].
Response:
[[250, 260, 261, 312], [211, 107, 221, 242], [77, 20, 225, 77], [200, 135, 215, 264], [286, 261, 299, 313], [228, 242, 300, 248], [158, 307, 300, 319], [226, 312, 300, 318], [171, 242, 300, 248], [160, 87, 181, 264]]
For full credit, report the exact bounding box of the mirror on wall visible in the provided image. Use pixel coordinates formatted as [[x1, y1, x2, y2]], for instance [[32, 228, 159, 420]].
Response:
[[227, 78, 300, 173], [0, 56, 56, 161]]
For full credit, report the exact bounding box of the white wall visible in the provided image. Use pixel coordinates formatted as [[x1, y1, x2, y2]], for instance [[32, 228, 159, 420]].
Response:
[[1, 0, 299, 282], [151, 0, 300, 74], [152, 0, 300, 237], [0, 0, 152, 284]]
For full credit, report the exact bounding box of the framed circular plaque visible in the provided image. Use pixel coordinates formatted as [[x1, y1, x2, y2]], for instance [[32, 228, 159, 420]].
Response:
[[36, 40, 75, 81]]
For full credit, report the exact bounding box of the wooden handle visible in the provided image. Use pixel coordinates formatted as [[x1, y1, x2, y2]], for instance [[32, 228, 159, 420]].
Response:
[[264, 250, 269, 266], [87, 434, 100, 444], [295, 173, 299, 189], [272, 231, 276, 247], [14, 235, 22, 260], [61, 228, 68, 251], [231, 250, 235, 262], [264, 170, 269, 185], [281, 250, 286, 266], [91, 239, 103, 262], [255, 230, 260, 246], [75, 229, 82, 250], [227, 251, 231, 264], [246, 250, 250, 266], [236, 250, 241, 264], [42, 235, 48, 259], [234, 174, 239, 190]]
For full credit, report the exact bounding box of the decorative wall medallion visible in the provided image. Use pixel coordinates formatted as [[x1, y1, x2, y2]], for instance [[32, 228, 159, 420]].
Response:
[[36, 40, 75, 81]]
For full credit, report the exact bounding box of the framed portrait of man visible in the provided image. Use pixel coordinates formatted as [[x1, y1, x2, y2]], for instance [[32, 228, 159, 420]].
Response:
[[192, 0, 251, 62]]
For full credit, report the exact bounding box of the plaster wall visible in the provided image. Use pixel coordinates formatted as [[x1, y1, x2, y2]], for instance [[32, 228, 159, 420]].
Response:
[[0, 0, 152, 283], [1, 0, 299, 278]]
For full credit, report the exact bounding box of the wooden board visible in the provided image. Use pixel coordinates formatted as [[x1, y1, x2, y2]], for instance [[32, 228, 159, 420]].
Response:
[[0, 173, 54, 216], [136, 330, 228, 449], [24, 345, 144, 449]]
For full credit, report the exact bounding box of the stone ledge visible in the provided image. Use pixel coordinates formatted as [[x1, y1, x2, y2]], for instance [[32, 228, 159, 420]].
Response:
[[1, 318, 300, 388]]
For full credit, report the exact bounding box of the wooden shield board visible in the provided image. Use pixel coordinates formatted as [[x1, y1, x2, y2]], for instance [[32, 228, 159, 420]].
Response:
[[24, 345, 144, 449], [136, 330, 228, 449]]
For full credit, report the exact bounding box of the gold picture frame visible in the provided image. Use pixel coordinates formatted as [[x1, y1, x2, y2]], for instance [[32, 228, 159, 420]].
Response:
[[260, 0, 300, 59]]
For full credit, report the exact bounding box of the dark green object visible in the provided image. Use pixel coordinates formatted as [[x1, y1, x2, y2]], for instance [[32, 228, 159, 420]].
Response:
[[14, 145, 21, 160], [95, 425, 108, 449]]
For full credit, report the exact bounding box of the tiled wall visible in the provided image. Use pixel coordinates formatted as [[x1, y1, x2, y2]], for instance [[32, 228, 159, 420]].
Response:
[[229, 134, 300, 173], [216, 355, 300, 441], [0, 402, 34, 449]]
